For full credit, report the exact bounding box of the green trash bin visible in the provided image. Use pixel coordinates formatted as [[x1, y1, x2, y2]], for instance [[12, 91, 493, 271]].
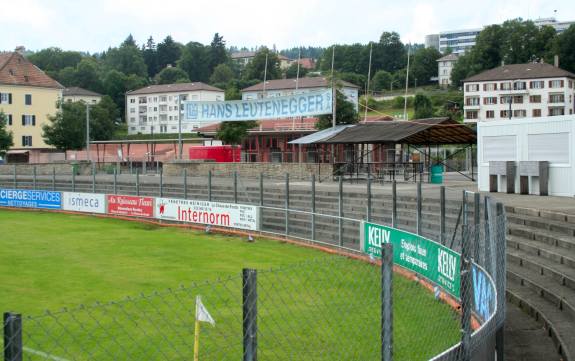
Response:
[[430, 164, 443, 184], [71, 162, 79, 176]]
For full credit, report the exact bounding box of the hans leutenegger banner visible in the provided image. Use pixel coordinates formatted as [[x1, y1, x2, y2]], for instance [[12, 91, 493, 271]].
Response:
[[184, 89, 333, 122]]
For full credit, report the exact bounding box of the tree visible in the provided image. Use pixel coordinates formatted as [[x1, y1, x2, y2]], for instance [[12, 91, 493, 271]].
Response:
[[104, 36, 148, 77], [216, 121, 257, 146], [243, 47, 281, 81], [371, 70, 393, 91], [43, 101, 87, 150], [554, 24, 575, 73], [338, 72, 366, 89], [224, 85, 242, 100], [413, 94, 433, 119], [143, 36, 159, 78], [285, 62, 308, 79], [28, 48, 83, 74], [157, 35, 182, 70], [0, 112, 13, 156], [209, 33, 228, 74], [73, 58, 103, 92], [316, 91, 358, 130], [210, 63, 234, 84], [178, 42, 210, 82], [411, 47, 442, 86], [154, 67, 190, 84], [90, 96, 119, 141], [376, 32, 407, 73]]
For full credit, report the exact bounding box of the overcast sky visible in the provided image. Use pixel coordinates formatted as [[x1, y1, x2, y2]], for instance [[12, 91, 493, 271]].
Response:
[[1, 0, 574, 53]]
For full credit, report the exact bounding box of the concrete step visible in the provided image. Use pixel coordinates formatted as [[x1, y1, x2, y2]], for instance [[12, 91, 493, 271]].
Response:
[[508, 222, 575, 252], [508, 212, 575, 238], [507, 235, 575, 270]]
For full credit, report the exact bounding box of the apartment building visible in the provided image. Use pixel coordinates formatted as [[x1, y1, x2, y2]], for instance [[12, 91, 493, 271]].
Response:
[[241, 77, 359, 111], [437, 53, 459, 87], [0, 51, 63, 155], [62, 87, 102, 104], [462, 62, 575, 123], [125, 82, 224, 135]]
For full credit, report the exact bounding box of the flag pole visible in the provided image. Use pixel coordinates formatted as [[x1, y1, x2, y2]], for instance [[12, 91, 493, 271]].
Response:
[[193, 296, 201, 361]]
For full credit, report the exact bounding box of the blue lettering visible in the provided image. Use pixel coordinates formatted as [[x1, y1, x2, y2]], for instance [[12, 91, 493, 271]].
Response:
[[316, 95, 323, 111], [289, 98, 298, 114], [249, 103, 258, 117], [242, 103, 250, 118], [265, 101, 272, 116], [272, 100, 281, 116], [281, 99, 288, 115], [216, 104, 225, 119], [225, 104, 232, 118], [202, 104, 210, 118], [298, 97, 306, 113]]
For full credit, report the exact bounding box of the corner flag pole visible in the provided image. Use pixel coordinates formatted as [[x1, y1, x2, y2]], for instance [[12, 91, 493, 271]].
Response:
[[193, 315, 201, 361]]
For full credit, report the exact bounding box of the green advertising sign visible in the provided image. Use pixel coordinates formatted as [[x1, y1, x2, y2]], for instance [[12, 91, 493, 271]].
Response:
[[360, 221, 461, 299]]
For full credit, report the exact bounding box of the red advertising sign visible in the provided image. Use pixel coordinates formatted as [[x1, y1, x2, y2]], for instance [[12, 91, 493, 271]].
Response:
[[107, 195, 154, 218]]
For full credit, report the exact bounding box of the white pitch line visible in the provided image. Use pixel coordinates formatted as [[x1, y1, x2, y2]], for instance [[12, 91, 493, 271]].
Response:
[[23, 346, 71, 361]]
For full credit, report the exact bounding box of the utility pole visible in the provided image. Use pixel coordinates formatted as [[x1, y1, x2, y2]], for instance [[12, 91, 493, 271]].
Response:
[[331, 46, 336, 128], [263, 52, 269, 98], [364, 43, 373, 122], [178, 94, 183, 159], [403, 43, 411, 121]]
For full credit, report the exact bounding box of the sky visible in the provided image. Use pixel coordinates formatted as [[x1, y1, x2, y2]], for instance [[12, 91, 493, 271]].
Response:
[[1, 0, 574, 53]]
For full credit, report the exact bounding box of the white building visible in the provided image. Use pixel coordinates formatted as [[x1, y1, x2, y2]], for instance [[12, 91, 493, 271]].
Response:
[[437, 53, 459, 87], [426, 17, 575, 55], [462, 62, 575, 123], [62, 87, 102, 104], [231, 51, 256, 67], [241, 77, 360, 111], [126, 83, 224, 135]]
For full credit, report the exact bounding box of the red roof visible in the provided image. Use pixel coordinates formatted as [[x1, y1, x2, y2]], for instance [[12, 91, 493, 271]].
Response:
[[196, 118, 319, 135], [0, 52, 63, 89], [297, 58, 316, 70]]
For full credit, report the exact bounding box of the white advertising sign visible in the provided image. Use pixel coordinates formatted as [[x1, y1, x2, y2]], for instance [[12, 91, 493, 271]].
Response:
[[63, 192, 106, 214], [155, 197, 259, 231]]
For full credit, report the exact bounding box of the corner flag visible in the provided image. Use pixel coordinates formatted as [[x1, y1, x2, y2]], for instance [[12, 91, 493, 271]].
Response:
[[193, 295, 215, 361]]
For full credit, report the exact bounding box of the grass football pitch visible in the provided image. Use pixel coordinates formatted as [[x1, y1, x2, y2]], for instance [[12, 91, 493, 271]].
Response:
[[0, 209, 460, 360]]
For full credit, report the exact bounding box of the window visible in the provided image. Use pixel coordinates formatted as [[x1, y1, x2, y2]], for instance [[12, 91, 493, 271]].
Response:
[[159, 105, 167, 112], [25, 94, 32, 105], [130, 127, 136, 131], [513, 81, 526, 90], [483, 83, 497, 91], [549, 94, 565, 103], [130, 117, 136, 123], [530, 80, 544, 89], [160, 96, 167, 102], [465, 97, 480, 106], [465, 110, 478, 119], [500, 110, 510, 118], [529, 95, 541, 103], [465, 84, 479, 92], [486, 110, 495, 119], [129, 108, 135, 113], [500, 96, 512, 104], [0, 92, 11, 104], [500, 82, 512, 90], [160, 125, 167, 133], [160, 114, 167, 121], [130, 98, 135, 103], [513, 96, 523, 104], [483, 97, 497, 105], [549, 80, 564, 88], [21, 136, 32, 147], [549, 107, 565, 116], [21, 115, 35, 126], [532, 109, 542, 117], [513, 109, 526, 118], [138, 97, 147, 104]]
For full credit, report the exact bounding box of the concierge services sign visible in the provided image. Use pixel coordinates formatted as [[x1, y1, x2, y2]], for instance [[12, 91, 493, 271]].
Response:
[[155, 198, 259, 231]]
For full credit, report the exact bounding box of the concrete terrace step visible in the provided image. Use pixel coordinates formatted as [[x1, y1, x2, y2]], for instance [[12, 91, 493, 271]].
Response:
[[508, 222, 575, 252], [506, 276, 573, 361], [507, 212, 575, 238], [507, 235, 575, 270]]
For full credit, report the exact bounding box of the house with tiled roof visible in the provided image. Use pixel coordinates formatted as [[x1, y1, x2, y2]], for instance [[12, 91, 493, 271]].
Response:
[[0, 50, 63, 160]]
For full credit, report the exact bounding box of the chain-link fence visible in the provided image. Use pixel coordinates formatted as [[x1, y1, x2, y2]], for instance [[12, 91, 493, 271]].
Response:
[[1, 170, 505, 360]]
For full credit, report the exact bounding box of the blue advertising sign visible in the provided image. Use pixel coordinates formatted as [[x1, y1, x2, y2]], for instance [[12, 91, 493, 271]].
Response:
[[0, 189, 61, 209], [184, 89, 333, 122], [471, 264, 497, 323]]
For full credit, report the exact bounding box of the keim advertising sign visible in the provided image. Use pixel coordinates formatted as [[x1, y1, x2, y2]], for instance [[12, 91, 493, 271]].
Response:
[[63, 192, 106, 214], [107, 195, 154, 218], [155, 197, 259, 231], [0, 188, 61, 209], [360, 221, 461, 299], [184, 89, 333, 122]]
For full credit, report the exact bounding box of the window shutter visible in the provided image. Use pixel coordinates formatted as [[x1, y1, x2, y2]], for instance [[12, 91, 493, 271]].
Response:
[[21, 136, 25, 147], [32, 115, 36, 126], [29, 136, 32, 147], [8, 93, 12, 104], [561, 80, 564, 87], [0, 92, 2, 104], [8, 114, 12, 125], [22, 115, 25, 126]]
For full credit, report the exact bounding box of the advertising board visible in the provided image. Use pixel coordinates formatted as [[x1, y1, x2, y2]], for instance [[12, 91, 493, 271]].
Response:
[[107, 195, 154, 218], [0, 188, 61, 209], [155, 197, 259, 231], [63, 192, 106, 214]]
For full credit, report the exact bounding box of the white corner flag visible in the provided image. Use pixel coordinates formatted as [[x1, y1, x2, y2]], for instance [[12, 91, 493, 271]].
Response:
[[195, 296, 215, 326]]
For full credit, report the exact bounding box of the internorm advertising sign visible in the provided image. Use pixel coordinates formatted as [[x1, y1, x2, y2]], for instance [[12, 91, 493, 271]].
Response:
[[184, 89, 333, 122], [0, 188, 61, 209], [155, 197, 259, 231], [107, 195, 154, 218], [360, 221, 461, 299], [63, 192, 106, 214]]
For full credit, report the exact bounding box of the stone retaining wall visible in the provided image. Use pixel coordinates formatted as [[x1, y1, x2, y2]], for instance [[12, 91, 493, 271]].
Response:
[[0, 162, 93, 176]]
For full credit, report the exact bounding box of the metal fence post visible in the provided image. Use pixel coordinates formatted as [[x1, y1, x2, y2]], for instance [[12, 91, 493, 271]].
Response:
[[52, 167, 56, 191], [285, 173, 289, 235], [381, 243, 393, 361], [72, 166, 76, 192], [495, 202, 506, 361], [474, 192, 480, 262], [182, 169, 187, 199], [459, 191, 472, 361], [113, 168, 117, 195], [392, 180, 397, 228], [367, 176, 372, 222], [3, 312, 23, 361], [311, 174, 316, 241], [159, 167, 163, 197], [13, 164, 17, 189], [338, 176, 343, 246], [483, 196, 492, 274], [136, 168, 140, 196], [243, 269, 258, 361], [33, 165, 37, 190], [416, 181, 422, 235], [259, 173, 264, 231], [234, 171, 238, 204], [440, 186, 446, 245], [208, 170, 212, 202], [92, 164, 96, 193]]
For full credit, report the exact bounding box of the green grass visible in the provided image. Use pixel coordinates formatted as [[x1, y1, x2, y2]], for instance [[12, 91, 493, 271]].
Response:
[[0, 209, 460, 360]]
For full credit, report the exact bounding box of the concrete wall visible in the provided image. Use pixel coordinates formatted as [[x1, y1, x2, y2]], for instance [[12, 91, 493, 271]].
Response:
[[164, 161, 332, 180], [0, 161, 93, 176]]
